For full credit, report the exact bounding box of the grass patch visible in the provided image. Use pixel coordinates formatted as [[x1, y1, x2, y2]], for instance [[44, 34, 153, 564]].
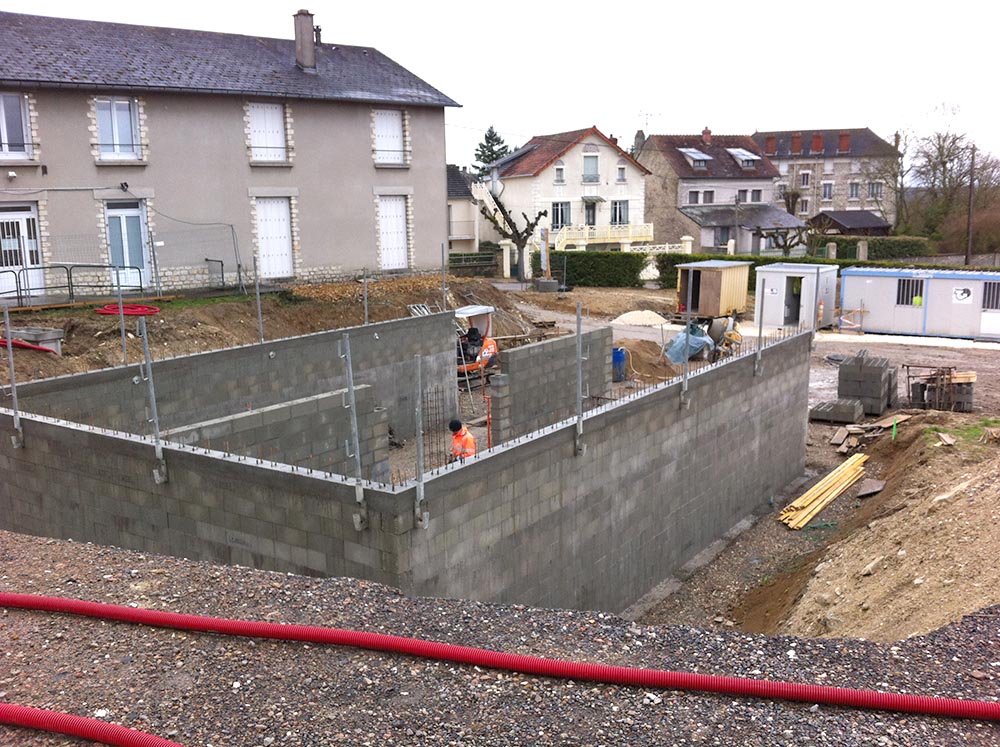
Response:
[[161, 294, 254, 311], [924, 418, 1000, 444]]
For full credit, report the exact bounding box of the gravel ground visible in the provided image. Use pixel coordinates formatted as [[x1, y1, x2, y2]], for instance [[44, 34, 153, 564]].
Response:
[[2, 531, 999, 746]]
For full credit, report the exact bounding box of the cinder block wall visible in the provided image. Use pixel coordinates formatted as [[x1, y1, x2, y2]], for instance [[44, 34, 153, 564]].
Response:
[[0, 415, 410, 583], [0, 333, 810, 613], [402, 332, 811, 611], [17, 314, 455, 439], [163, 385, 389, 483], [490, 328, 612, 443]]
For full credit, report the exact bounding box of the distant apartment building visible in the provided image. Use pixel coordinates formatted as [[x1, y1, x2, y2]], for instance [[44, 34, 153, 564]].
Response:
[[751, 128, 900, 227]]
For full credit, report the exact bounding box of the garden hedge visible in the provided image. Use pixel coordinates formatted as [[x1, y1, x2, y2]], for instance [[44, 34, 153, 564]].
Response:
[[531, 251, 648, 287], [809, 235, 932, 260]]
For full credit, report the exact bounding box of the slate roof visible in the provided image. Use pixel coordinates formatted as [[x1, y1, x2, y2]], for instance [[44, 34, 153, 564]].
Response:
[[810, 210, 891, 231], [751, 128, 897, 159], [0, 11, 458, 107], [680, 205, 806, 230], [446, 165, 475, 201], [641, 134, 778, 180], [495, 127, 650, 178]]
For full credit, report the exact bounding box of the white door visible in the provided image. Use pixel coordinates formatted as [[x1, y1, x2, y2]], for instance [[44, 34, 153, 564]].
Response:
[[106, 201, 149, 289], [255, 197, 294, 279], [0, 204, 43, 297], [378, 195, 408, 270]]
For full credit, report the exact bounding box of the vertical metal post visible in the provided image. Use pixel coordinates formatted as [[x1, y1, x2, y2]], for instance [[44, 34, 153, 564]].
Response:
[[362, 267, 369, 325], [811, 266, 822, 345], [575, 301, 585, 455], [139, 317, 167, 483], [755, 279, 766, 375], [116, 271, 127, 365], [253, 255, 264, 344], [441, 242, 448, 310], [342, 333, 367, 530], [414, 355, 428, 528], [681, 269, 693, 405], [3, 307, 23, 448], [148, 233, 163, 296]]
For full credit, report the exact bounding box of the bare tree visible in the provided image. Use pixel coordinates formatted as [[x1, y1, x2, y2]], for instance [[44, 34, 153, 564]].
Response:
[[861, 130, 911, 231], [780, 185, 803, 215], [480, 195, 547, 281]]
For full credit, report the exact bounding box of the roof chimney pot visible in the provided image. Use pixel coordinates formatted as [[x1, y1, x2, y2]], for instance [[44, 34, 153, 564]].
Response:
[[294, 9, 317, 72], [701, 127, 712, 146]]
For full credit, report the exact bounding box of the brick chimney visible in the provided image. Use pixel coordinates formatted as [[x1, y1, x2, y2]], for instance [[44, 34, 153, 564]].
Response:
[[764, 136, 777, 155], [811, 133, 824, 153], [701, 127, 712, 146], [838, 131, 851, 153], [294, 9, 316, 72], [790, 132, 803, 154]]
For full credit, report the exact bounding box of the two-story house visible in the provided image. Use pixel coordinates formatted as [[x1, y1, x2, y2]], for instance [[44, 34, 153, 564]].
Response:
[[751, 128, 900, 227], [446, 165, 479, 253], [0, 10, 457, 300], [481, 127, 653, 252], [636, 128, 803, 253]]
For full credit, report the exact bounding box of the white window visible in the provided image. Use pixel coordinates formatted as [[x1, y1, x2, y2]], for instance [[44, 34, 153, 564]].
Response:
[[849, 182, 861, 199], [378, 195, 409, 269], [554, 161, 565, 183], [0, 94, 30, 158], [617, 164, 627, 182], [255, 197, 294, 278], [823, 159, 835, 174], [737, 189, 748, 203], [702, 190, 714, 204], [822, 182, 834, 200], [611, 200, 629, 225], [373, 109, 405, 165], [249, 102, 287, 162], [868, 181, 884, 199], [751, 189, 762, 203], [551, 201, 571, 229], [779, 162, 789, 175], [583, 154, 599, 183], [688, 191, 699, 205], [96, 96, 139, 159], [106, 200, 149, 287], [693, 159, 708, 170], [800, 171, 811, 188], [799, 199, 810, 214]]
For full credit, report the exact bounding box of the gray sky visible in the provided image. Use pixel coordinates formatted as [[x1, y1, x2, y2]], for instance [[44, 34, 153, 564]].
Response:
[[5, 0, 996, 167]]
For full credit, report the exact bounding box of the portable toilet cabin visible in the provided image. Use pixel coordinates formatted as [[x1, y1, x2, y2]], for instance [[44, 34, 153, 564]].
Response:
[[675, 260, 751, 318], [839, 267, 1000, 340], [754, 263, 837, 329]]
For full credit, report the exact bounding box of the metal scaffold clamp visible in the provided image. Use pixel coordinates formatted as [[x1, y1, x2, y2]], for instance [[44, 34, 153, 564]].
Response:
[[352, 482, 368, 531]]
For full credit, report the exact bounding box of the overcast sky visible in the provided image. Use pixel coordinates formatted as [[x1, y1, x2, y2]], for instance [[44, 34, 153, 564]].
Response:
[[5, 0, 996, 168]]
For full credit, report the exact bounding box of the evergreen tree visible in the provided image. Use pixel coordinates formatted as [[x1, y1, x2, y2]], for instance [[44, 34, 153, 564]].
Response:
[[474, 126, 511, 175]]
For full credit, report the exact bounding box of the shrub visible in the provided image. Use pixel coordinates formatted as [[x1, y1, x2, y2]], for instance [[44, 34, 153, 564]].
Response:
[[532, 251, 648, 287], [808, 235, 932, 260]]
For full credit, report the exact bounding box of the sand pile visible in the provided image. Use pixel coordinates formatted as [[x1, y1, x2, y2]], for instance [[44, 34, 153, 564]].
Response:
[[611, 310, 670, 326]]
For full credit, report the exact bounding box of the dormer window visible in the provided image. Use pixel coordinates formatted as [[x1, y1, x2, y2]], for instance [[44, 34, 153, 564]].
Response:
[[678, 147, 713, 170], [725, 147, 760, 170], [616, 158, 627, 182]]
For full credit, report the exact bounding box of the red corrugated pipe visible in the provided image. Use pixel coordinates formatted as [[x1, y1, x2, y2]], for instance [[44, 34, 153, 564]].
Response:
[[0, 702, 184, 747], [2, 591, 999, 747]]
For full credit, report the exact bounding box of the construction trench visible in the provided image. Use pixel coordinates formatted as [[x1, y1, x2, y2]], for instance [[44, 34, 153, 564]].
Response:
[[0, 312, 810, 613]]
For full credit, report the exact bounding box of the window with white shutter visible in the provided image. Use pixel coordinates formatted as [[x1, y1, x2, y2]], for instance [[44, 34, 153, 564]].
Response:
[[373, 109, 405, 165], [249, 103, 287, 162]]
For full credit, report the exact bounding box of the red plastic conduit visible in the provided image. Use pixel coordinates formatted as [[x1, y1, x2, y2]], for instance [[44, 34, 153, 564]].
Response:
[[94, 304, 161, 316], [0, 339, 57, 354], [0, 702, 184, 747], [2, 591, 999, 735]]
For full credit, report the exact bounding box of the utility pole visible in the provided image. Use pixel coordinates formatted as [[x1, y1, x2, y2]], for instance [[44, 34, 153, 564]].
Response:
[[734, 194, 741, 254], [966, 144, 976, 266]]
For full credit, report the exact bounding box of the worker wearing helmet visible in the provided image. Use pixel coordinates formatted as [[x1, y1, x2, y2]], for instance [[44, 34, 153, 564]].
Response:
[[449, 418, 477, 462]]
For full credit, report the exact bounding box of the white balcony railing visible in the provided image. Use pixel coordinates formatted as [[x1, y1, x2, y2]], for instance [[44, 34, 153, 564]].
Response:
[[552, 223, 654, 251]]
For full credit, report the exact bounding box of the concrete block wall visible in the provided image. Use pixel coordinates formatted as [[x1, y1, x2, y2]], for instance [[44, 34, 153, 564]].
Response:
[[0, 413, 410, 584], [17, 314, 455, 439], [490, 327, 613, 443], [163, 385, 390, 482], [403, 332, 811, 612]]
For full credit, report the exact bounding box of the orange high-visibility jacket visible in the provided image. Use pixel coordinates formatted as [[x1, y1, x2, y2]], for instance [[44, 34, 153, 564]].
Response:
[[477, 337, 498, 363], [451, 426, 477, 460]]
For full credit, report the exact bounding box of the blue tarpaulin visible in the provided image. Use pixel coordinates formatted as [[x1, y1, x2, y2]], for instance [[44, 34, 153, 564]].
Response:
[[665, 324, 715, 364]]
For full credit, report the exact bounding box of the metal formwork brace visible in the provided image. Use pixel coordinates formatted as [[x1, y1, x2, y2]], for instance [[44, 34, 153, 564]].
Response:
[[138, 317, 168, 484], [341, 333, 368, 530], [253, 255, 265, 344], [413, 355, 428, 528], [755, 279, 766, 376], [575, 302, 586, 455], [3, 307, 24, 448]]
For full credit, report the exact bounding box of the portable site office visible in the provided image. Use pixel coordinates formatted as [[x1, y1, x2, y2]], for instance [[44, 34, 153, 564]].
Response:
[[675, 260, 751, 318], [754, 263, 837, 330], [840, 266, 1000, 340]]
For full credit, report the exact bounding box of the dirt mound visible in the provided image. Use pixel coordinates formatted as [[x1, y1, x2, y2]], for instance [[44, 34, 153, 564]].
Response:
[[616, 338, 679, 382], [1, 277, 538, 384], [510, 287, 677, 320], [779, 413, 1000, 642]]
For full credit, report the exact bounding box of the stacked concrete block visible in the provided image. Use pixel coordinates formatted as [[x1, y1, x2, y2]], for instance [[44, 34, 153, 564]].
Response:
[[809, 399, 864, 424], [919, 380, 975, 413], [838, 353, 897, 416]]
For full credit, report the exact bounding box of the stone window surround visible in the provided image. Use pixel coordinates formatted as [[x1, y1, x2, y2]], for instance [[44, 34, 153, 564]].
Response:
[[372, 186, 414, 269], [371, 108, 412, 168], [244, 101, 296, 166], [248, 187, 302, 280], [0, 92, 40, 162], [89, 94, 148, 165]]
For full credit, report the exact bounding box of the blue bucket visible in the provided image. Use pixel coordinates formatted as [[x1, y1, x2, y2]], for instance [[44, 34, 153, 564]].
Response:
[[612, 347, 626, 382]]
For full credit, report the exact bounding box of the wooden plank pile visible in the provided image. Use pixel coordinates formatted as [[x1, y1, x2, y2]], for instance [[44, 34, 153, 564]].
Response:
[[779, 454, 869, 530]]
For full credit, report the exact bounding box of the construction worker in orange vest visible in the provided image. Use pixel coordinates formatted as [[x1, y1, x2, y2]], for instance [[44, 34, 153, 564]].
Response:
[[449, 418, 476, 462], [457, 334, 498, 376]]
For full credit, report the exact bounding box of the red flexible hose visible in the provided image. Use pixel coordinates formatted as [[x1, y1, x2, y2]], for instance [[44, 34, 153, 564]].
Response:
[[0, 339, 57, 354], [2, 591, 999, 732], [0, 702, 184, 747], [94, 304, 160, 316]]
